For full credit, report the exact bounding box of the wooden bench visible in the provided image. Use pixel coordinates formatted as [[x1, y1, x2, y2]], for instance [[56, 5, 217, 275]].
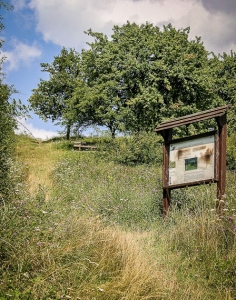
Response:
[[73, 142, 97, 151]]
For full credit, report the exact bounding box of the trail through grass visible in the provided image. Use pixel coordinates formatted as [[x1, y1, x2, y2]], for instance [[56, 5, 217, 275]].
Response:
[[1, 135, 235, 299], [15, 135, 65, 198]]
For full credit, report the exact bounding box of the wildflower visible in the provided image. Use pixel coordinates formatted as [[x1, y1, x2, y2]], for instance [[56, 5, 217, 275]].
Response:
[[228, 216, 234, 222], [23, 272, 29, 278]]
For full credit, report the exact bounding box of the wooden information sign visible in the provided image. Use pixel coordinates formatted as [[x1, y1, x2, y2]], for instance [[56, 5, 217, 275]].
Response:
[[155, 105, 231, 215]]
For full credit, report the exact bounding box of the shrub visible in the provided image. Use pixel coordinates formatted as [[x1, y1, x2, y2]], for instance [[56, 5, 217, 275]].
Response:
[[0, 84, 16, 203], [97, 132, 163, 166], [226, 133, 236, 170]]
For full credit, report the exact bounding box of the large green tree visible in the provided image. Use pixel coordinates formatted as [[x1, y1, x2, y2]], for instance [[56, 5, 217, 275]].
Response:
[[73, 22, 218, 136], [29, 48, 81, 139], [31, 22, 233, 138]]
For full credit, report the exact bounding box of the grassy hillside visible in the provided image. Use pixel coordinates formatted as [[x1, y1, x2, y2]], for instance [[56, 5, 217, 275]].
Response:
[[1, 134, 235, 299]]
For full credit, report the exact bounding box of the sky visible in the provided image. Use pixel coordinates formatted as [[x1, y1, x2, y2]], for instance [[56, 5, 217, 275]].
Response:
[[1, 0, 236, 140]]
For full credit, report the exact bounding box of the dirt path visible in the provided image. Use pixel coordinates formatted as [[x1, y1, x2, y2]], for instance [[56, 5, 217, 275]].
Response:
[[16, 137, 64, 199]]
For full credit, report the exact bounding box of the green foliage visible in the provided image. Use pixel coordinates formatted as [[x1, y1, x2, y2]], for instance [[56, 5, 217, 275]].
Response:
[[0, 3, 18, 202], [97, 132, 163, 166], [31, 22, 236, 138], [226, 133, 236, 170], [51, 140, 74, 150], [0, 84, 16, 198], [212, 52, 236, 134], [29, 48, 82, 139], [77, 22, 226, 135]]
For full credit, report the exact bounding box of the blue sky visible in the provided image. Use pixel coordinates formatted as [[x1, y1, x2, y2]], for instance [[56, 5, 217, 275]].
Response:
[[1, 0, 236, 139]]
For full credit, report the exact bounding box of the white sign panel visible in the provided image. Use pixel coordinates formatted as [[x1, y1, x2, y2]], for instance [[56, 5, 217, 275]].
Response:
[[168, 135, 215, 186]]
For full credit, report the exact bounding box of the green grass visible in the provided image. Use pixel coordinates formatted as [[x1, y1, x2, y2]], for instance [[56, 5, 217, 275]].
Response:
[[0, 134, 235, 299]]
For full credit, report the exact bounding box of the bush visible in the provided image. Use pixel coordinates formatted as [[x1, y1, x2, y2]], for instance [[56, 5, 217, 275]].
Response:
[[226, 133, 236, 170], [0, 84, 16, 203], [97, 132, 163, 166]]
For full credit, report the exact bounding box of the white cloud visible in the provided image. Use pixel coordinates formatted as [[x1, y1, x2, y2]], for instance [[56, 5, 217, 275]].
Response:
[[15, 118, 59, 140], [172, 2, 236, 55], [28, 0, 193, 48], [27, 0, 235, 54], [1, 39, 42, 71]]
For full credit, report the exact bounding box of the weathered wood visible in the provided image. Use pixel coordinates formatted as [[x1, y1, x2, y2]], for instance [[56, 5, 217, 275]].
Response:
[[163, 188, 171, 216], [73, 142, 97, 151], [216, 114, 227, 200], [155, 105, 231, 132], [162, 129, 172, 216]]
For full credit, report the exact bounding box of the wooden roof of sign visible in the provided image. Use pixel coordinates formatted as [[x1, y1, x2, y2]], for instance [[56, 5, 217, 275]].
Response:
[[154, 105, 231, 133]]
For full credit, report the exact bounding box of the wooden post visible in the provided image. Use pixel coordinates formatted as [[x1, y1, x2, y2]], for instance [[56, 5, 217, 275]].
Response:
[[163, 188, 171, 216], [216, 114, 227, 200], [216, 113, 227, 215], [162, 129, 172, 216]]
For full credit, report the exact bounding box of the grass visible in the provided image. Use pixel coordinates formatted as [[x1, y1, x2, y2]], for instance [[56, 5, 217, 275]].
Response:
[[0, 134, 235, 299], [15, 134, 65, 198]]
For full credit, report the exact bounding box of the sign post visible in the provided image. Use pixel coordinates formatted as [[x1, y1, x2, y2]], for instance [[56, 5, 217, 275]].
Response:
[[155, 105, 230, 216]]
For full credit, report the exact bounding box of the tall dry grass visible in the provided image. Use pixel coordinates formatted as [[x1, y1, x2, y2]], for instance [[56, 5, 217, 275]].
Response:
[[15, 135, 65, 197], [1, 207, 168, 299], [1, 135, 235, 299], [1, 135, 168, 299]]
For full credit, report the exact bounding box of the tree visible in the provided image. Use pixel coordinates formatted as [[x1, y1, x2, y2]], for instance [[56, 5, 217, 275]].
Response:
[[31, 22, 233, 138], [75, 22, 217, 136], [73, 30, 128, 138], [29, 48, 81, 139]]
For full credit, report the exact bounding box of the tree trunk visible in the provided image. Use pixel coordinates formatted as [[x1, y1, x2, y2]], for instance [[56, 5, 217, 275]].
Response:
[[66, 124, 71, 140], [108, 123, 116, 138], [111, 127, 116, 138]]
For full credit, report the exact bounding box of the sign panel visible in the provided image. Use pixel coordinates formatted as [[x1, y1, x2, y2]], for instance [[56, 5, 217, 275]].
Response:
[[168, 134, 215, 186]]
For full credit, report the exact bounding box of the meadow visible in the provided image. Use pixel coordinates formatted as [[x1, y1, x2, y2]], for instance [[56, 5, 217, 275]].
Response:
[[0, 134, 235, 299]]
